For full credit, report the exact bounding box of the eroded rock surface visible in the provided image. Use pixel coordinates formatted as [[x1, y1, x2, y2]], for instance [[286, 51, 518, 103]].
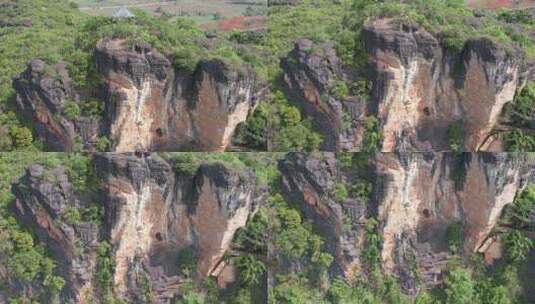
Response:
[[14, 39, 263, 152], [12, 165, 99, 302], [280, 19, 535, 151], [278, 152, 535, 294], [13, 60, 99, 151], [363, 19, 533, 151], [281, 39, 367, 151], [11, 154, 263, 303]]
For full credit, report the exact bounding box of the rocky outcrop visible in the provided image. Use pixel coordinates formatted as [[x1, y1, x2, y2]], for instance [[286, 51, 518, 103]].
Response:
[[278, 152, 368, 277], [281, 18, 535, 152], [278, 152, 535, 294], [281, 39, 367, 151], [94, 153, 262, 302], [374, 153, 534, 293], [10, 154, 263, 303], [14, 39, 263, 152], [13, 60, 99, 151], [364, 19, 533, 152], [12, 164, 99, 302]]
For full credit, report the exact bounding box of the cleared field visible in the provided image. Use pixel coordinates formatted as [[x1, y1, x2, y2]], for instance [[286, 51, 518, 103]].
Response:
[[75, 0, 267, 23]]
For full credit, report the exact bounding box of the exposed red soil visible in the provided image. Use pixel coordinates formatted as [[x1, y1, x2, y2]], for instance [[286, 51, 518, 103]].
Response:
[[203, 16, 266, 32], [467, 0, 535, 9]]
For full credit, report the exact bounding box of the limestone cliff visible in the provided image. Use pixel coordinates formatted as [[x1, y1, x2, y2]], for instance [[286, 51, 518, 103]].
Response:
[[280, 19, 535, 151], [278, 152, 535, 294], [13, 39, 263, 152], [10, 154, 263, 303]]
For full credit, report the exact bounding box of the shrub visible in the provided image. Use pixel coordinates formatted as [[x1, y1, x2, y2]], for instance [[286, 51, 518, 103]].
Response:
[[332, 183, 349, 202], [96, 241, 115, 297], [351, 80, 373, 98], [177, 247, 197, 278], [504, 130, 535, 152], [362, 116, 383, 153], [444, 268, 475, 304], [8, 126, 33, 149], [95, 136, 111, 152], [173, 153, 200, 176], [447, 121, 464, 152], [234, 255, 266, 286], [447, 221, 464, 253], [62, 206, 81, 226], [81, 99, 104, 117], [350, 181, 372, 200], [504, 230, 533, 263], [63, 101, 81, 120], [331, 80, 349, 100]]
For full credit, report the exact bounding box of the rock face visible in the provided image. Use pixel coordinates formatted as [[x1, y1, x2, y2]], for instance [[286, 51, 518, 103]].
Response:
[[363, 19, 533, 152], [281, 19, 535, 152], [281, 39, 367, 151], [278, 152, 535, 293], [14, 39, 262, 152], [12, 165, 99, 302], [11, 154, 262, 303], [13, 60, 98, 151], [374, 153, 534, 292], [279, 153, 368, 278]]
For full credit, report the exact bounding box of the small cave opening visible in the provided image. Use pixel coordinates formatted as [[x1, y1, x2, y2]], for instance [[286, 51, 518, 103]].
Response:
[[155, 232, 163, 241], [156, 128, 165, 137], [423, 209, 431, 218], [423, 107, 431, 116]]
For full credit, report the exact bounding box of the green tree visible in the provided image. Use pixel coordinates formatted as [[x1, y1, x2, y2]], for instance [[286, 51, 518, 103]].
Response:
[[444, 268, 475, 304], [234, 255, 266, 286], [504, 230, 533, 263], [9, 126, 33, 149], [63, 102, 81, 120]]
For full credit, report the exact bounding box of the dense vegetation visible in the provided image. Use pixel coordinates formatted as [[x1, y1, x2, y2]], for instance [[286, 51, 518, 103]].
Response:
[[502, 83, 535, 151]]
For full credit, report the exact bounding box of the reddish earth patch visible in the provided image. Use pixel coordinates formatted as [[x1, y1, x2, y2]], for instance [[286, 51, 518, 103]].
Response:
[[467, 0, 535, 9], [203, 16, 266, 32]]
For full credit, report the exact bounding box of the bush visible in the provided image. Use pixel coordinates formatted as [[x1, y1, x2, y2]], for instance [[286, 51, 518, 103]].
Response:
[[504, 230, 533, 263], [8, 126, 33, 149], [444, 268, 475, 304], [447, 221, 464, 253], [177, 247, 197, 278], [81, 99, 104, 118], [331, 80, 349, 100], [96, 241, 115, 296], [270, 91, 323, 151], [95, 136, 111, 152], [504, 130, 535, 152], [332, 183, 349, 202], [173, 153, 200, 176], [62, 206, 81, 226], [234, 255, 266, 286], [351, 80, 372, 98], [447, 121, 464, 152], [63, 101, 81, 120], [350, 181, 372, 200], [362, 116, 383, 153]]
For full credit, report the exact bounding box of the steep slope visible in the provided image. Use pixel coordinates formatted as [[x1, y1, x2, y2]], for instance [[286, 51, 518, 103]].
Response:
[[275, 0, 535, 152], [278, 152, 535, 294], [280, 19, 535, 151], [14, 40, 263, 152], [9, 154, 264, 303]]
